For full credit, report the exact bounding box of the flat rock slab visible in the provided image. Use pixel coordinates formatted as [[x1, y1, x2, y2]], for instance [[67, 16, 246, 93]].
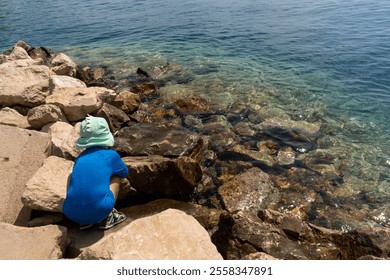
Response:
[[0, 124, 51, 225], [77, 209, 223, 260]]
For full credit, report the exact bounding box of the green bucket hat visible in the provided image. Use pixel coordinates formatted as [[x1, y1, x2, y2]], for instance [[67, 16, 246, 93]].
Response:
[[76, 116, 114, 149]]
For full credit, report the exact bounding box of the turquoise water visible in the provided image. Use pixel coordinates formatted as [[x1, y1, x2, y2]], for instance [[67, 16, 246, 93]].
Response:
[[1, 0, 390, 228]]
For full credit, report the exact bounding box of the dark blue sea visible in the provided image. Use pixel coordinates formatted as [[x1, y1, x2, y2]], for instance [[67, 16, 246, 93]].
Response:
[[1, 0, 390, 229]]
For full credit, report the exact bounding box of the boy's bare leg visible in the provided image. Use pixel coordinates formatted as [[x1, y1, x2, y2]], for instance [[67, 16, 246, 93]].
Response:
[[109, 175, 121, 201]]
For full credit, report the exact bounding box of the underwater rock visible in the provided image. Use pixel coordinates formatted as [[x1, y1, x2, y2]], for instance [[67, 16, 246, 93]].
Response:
[[218, 167, 279, 213], [114, 122, 202, 157]]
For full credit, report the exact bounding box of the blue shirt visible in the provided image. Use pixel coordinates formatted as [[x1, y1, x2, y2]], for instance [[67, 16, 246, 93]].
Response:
[[63, 147, 128, 224]]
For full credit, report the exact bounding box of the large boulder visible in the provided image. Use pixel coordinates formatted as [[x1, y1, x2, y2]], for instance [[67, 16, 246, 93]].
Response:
[[0, 61, 51, 106], [0, 223, 67, 260], [45, 87, 116, 121], [122, 199, 222, 233], [115, 123, 202, 157], [77, 209, 223, 260], [123, 155, 202, 200], [21, 156, 73, 212], [218, 167, 279, 213], [65, 199, 222, 257], [0, 124, 51, 225]]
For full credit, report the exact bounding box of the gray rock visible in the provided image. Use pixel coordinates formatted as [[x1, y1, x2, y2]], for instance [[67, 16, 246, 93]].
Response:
[[212, 210, 341, 260]]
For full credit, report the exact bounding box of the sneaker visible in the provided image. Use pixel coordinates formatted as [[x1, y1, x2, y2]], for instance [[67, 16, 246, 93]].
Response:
[[98, 208, 126, 230], [80, 224, 94, 230]]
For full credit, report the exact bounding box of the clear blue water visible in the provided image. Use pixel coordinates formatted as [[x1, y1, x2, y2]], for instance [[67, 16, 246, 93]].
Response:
[[1, 0, 390, 228]]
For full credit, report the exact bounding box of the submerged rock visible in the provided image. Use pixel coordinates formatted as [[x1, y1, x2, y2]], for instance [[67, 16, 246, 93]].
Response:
[[218, 167, 279, 213], [115, 123, 202, 157]]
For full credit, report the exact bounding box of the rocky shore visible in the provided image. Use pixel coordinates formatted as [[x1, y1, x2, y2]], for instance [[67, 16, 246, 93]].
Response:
[[0, 41, 389, 260]]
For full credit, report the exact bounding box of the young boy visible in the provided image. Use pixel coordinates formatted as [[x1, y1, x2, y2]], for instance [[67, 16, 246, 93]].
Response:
[[63, 116, 128, 230]]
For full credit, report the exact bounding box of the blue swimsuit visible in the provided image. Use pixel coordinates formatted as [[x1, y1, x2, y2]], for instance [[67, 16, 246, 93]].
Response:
[[63, 147, 128, 225]]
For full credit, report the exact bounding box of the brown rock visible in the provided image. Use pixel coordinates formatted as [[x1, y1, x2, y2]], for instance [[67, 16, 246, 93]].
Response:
[[42, 121, 81, 159], [45, 86, 116, 121], [50, 53, 77, 77], [115, 122, 202, 157], [122, 199, 222, 233], [218, 167, 279, 213], [0, 107, 30, 128], [123, 155, 202, 200], [0, 61, 51, 107], [0, 223, 67, 260], [0, 125, 51, 225], [132, 81, 158, 100], [77, 209, 223, 260], [175, 96, 210, 114], [27, 104, 68, 129], [110, 90, 141, 114], [96, 103, 130, 133], [49, 75, 86, 93], [21, 156, 73, 212]]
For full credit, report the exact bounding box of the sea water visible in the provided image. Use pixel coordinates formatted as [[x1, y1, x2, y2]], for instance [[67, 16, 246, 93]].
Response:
[[1, 0, 389, 229]]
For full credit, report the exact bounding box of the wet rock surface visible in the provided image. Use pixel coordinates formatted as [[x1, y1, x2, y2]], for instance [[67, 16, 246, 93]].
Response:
[[1, 41, 389, 260]]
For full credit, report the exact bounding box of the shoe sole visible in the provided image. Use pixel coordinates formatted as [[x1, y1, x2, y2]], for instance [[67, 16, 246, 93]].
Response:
[[98, 215, 126, 230]]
